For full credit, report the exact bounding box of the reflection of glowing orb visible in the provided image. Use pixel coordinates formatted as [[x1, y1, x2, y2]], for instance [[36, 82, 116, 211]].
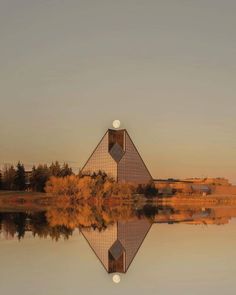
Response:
[[112, 120, 121, 129], [112, 274, 121, 284]]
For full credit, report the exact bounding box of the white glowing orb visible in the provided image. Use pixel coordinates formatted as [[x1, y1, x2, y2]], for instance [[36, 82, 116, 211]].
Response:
[[112, 274, 121, 284], [112, 120, 121, 129]]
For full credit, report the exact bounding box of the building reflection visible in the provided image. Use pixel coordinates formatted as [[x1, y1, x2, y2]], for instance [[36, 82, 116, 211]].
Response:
[[81, 219, 152, 273]]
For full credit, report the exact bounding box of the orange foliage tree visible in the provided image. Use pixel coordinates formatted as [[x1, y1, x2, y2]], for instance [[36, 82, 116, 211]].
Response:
[[45, 174, 135, 200]]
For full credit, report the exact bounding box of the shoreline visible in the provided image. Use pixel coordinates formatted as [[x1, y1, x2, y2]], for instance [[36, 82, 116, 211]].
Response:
[[0, 191, 236, 209]]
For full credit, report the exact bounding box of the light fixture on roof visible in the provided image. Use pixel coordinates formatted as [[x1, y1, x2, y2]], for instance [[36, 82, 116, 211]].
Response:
[[112, 120, 121, 129]]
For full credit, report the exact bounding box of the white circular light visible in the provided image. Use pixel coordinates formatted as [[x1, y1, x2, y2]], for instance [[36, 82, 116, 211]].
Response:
[[112, 120, 121, 129], [112, 274, 121, 284]]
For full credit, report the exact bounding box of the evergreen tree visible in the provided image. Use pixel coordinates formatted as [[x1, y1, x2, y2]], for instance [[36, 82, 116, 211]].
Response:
[[14, 162, 26, 191], [3, 165, 16, 190], [60, 163, 73, 177], [0, 170, 2, 190], [30, 164, 50, 192], [49, 161, 61, 177]]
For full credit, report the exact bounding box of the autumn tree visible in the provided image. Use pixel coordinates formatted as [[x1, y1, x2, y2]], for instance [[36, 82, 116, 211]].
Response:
[[45, 175, 95, 200], [45, 172, 136, 201]]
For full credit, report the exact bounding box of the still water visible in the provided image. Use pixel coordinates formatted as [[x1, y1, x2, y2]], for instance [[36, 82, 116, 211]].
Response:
[[0, 202, 236, 295]]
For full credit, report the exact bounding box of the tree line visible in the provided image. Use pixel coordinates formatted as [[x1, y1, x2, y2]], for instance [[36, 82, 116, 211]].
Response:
[[0, 161, 73, 192], [0, 163, 158, 197]]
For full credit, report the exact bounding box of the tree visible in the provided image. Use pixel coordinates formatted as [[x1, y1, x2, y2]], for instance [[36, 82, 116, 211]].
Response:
[[45, 175, 95, 200], [14, 162, 26, 191], [29, 162, 73, 192], [0, 170, 2, 190], [49, 161, 61, 177], [2, 165, 16, 190], [60, 163, 73, 177], [49, 161, 73, 177], [30, 164, 51, 192]]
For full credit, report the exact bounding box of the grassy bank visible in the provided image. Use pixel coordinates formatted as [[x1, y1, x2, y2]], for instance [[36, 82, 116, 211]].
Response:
[[0, 191, 57, 212]]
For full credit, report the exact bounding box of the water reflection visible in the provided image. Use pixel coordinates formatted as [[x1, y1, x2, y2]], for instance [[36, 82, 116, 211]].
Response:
[[82, 218, 151, 273], [1, 202, 236, 274]]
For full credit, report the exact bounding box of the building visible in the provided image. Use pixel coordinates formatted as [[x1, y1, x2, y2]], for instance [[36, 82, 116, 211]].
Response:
[[190, 184, 211, 195], [25, 170, 32, 190], [81, 128, 152, 184], [81, 218, 152, 273], [154, 177, 236, 196]]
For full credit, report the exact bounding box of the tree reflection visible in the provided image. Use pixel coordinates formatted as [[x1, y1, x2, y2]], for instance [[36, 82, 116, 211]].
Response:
[[1, 201, 236, 241]]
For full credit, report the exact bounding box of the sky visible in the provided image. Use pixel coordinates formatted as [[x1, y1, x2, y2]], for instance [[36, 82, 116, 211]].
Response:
[[0, 0, 236, 183]]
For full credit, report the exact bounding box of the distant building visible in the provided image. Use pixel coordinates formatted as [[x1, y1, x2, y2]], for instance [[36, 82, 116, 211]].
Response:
[[25, 171, 32, 189], [154, 177, 235, 195], [190, 184, 211, 195], [184, 177, 231, 186], [81, 129, 152, 184]]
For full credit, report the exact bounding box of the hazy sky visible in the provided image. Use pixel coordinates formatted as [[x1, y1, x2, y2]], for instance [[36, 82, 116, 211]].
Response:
[[0, 0, 236, 182]]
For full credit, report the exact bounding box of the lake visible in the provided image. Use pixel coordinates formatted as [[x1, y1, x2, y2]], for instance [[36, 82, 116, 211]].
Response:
[[0, 200, 236, 295]]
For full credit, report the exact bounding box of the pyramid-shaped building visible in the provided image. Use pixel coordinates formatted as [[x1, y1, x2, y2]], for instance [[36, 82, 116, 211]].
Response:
[[81, 128, 152, 184]]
